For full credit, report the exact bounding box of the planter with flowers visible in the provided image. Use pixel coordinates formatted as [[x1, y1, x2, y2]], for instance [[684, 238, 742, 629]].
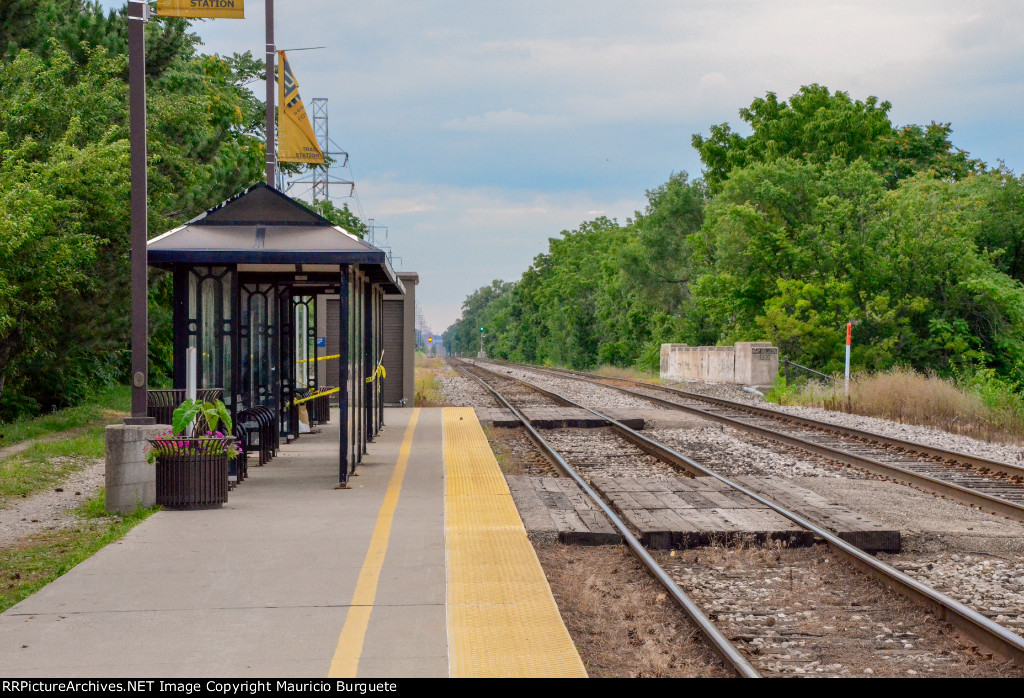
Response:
[[148, 399, 240, 509]]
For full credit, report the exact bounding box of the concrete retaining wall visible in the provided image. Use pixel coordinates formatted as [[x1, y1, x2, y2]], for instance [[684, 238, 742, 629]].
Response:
[[659, 342, 779, 386]]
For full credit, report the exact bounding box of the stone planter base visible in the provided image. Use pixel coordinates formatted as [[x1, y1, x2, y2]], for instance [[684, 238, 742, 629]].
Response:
[[106, 424, 167, 514], [156, 454, 229, 509]]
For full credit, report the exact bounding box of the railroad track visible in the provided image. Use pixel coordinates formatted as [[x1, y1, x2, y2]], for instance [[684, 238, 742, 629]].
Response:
[[479, 359, 1024, 523], [451, 358, 1024, 677]]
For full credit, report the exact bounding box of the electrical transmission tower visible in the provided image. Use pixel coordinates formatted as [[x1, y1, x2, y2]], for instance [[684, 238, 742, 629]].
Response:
[[311, 98, 330, 202], [286, 97, 353, 203]]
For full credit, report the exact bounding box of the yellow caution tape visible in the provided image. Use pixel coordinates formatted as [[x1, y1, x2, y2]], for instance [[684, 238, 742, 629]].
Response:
[[365, 350, 386, 385], [296, 354, 341, 364], [290, 386, 341, 407], [365, 364, 386, 384]]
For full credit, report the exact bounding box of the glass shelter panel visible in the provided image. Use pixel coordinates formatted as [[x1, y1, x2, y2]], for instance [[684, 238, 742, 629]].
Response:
[[184, 266, 235, 409], [293, 295, 317, 392], [279, 287, 294, 438], [240, 283, 280, 412]]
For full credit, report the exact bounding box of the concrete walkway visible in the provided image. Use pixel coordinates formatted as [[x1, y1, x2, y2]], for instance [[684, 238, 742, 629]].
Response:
[[0, 408, 447, 678]]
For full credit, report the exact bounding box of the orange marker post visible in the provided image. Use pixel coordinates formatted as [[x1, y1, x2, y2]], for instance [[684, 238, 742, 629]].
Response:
[[845, 322, 852, 397]]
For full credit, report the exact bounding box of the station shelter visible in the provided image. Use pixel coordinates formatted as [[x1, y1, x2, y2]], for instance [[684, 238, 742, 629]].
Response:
[[147, 183, 405, 484]]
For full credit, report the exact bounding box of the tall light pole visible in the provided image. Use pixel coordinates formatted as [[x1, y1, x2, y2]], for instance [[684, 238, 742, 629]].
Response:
[[124, 1, 247, 426], [265, 0, 276, 186], [125, 0, 154, 425]]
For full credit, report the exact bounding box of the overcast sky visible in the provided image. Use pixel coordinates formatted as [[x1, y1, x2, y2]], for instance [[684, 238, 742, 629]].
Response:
[[105, 1, 1024, 332]]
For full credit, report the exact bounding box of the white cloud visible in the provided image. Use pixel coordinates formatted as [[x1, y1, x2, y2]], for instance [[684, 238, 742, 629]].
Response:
[[96, 0, 1024, 329], [353, 176, 643, 330], [442, 108, 569, 132]]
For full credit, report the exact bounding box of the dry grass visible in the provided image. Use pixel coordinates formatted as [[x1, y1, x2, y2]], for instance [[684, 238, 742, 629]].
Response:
[[777, 368, 1024, 444], [414, 353, 448, 407], [593, 365, 664, 383], [482, 426, 524, 475], [533, 543, 730, 678]]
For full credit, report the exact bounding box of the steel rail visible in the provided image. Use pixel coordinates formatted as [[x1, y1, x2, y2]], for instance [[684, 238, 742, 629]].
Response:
[[460, 359, 1024, 665], [454, 360, 761, 678], [486, 360, 1024, 522]]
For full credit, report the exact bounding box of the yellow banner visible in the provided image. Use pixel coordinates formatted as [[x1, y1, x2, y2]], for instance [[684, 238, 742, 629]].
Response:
[[278, 51, 325, 164], [156, 0, 245, 19]]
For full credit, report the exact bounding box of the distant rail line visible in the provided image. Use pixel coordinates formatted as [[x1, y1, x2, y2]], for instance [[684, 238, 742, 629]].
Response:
[[451, 357, 1024, 676], [480, 359, 1024, 523]]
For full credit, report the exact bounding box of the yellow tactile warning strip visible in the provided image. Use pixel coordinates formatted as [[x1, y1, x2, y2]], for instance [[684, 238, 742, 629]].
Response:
[[328, 408, 420, 678], [444, 407, 587, 678]]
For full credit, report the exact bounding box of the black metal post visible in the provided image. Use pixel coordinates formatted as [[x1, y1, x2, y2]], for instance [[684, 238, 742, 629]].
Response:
[[172, 265, 187, 390], [354, 277, 362, 463], [126, 1, 154, 425], [363, 279, 373, 447], [337, 266, 350, 485], [377, 288, 384, 429], [230, 266, 240, 429], [265, 0, 276, 186]]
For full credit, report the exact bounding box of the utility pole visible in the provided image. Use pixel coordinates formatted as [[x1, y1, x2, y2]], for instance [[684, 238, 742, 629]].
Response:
[[265, 0, 276, 186], [125, 0, 153, 425]]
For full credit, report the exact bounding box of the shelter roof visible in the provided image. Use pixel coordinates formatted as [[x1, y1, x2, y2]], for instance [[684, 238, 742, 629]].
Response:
[[147, 184, 403, 293]]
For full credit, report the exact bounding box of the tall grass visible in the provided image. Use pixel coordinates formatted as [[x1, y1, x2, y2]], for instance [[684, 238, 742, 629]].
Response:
[[0, 385, 130, 447], [772, 368, 1024, 444], [414, 353, 446, 406], [593, 365, 663, 383]]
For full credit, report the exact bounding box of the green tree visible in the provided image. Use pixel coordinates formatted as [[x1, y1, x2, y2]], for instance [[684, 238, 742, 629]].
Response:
[[0, 5, 267, 418], [693, 84, 981, 193], [620, 172, 706, 313], [308, 199, 370, 238], [0, 136, 118, 410]]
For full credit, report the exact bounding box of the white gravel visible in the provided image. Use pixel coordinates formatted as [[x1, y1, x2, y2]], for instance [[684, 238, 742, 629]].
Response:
[[651, 426, 854, 479], [477, 363, 658, 410], [437, 372, 496, 408], [885, 552, 1024, 635], [0, 457, 103, 548], [758, 403, 1024, 465], [665, 378, 1024, 465]]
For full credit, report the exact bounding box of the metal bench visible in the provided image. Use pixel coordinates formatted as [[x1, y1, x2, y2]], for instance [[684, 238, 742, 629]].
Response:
[[147, 388, 224, 428], [237, 406, 277, 466]]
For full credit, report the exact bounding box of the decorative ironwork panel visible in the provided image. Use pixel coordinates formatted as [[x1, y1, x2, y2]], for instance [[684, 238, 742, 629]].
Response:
[[293, 295, 317, 391], [279, 286, 294, 437], [182, 266, 235, 411], [240, 283, 281, 413]]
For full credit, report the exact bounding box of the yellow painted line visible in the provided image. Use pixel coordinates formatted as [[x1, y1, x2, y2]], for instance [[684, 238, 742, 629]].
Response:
[[327, 408, 421, 678], [444, 407, 587, 678]]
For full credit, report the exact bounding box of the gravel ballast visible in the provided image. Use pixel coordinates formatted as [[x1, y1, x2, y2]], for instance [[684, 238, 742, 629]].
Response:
[[444, 359, 1024, 676], [662, 378, 1024, 465], [0, 457, 102, 549]]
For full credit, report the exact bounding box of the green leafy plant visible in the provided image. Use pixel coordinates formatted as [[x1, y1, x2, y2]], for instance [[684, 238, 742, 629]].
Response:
[[146, 398, 239, 463], [172, 398, 232, 436]]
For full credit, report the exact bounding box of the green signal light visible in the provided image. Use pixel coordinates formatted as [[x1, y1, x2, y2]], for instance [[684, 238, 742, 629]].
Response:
[[480, 327, 485, 332]]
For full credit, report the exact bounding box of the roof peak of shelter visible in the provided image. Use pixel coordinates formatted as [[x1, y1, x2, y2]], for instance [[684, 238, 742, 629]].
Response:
[[192, 182, 336, 228]]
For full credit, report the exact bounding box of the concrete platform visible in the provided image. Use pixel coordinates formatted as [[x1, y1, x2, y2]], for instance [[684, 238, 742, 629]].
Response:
[[0, 408, 447, 677], [0, 407, 585, 678]]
